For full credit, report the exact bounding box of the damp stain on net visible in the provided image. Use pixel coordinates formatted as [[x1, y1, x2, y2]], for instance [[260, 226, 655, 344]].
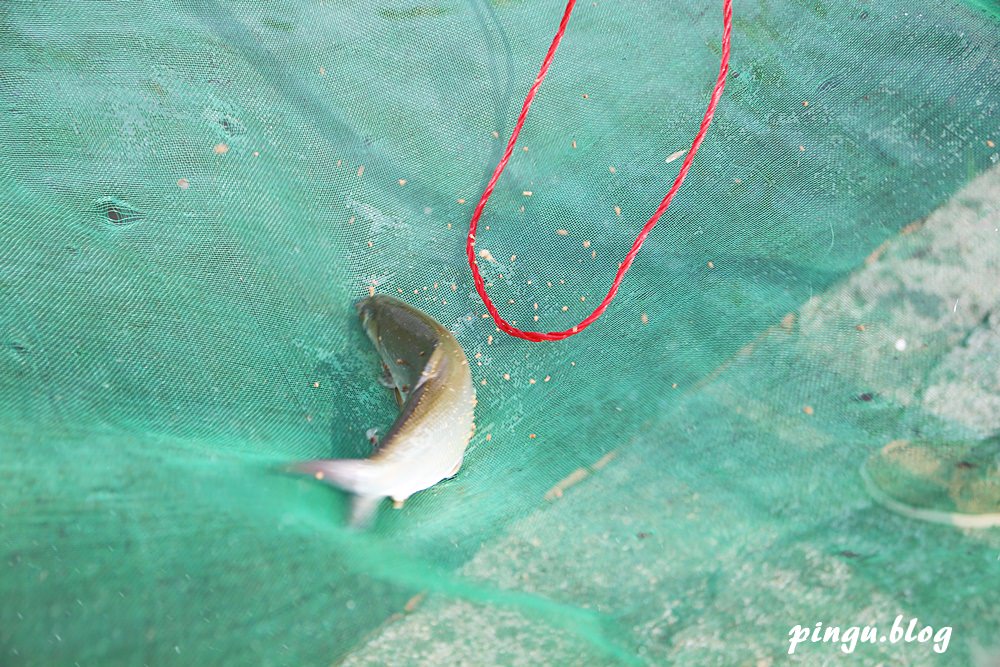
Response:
[[377, 6, 450, 20]]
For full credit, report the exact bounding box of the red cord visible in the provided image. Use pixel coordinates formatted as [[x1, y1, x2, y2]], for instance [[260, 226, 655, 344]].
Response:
[[466, 0, 733, 342]]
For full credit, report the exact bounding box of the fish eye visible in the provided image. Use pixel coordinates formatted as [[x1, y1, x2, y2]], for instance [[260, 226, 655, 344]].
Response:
[[357, 305, 377, 331]]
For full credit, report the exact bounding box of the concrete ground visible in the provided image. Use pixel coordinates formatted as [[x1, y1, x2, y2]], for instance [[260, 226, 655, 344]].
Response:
[[341, 165, 1000, 666]]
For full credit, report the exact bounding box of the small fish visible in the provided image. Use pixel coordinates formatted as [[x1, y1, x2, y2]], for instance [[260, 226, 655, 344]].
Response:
[[292, 295, 476, 526]]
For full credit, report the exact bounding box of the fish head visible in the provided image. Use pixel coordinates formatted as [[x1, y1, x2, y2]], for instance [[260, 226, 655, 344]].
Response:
[[355, 297, 379, 339], [355, 294, 433, 357]]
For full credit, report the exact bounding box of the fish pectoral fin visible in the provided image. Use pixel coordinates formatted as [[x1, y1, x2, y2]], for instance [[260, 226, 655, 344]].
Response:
[[391, 495, 410, 509], [378, 364, 396, 389], [446, 456, 464, 479], [377, 364, 405, 408], [348, 495, 384, 528]]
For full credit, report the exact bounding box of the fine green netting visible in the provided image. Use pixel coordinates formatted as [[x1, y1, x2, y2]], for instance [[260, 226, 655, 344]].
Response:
[[2, 1, 999, 665]]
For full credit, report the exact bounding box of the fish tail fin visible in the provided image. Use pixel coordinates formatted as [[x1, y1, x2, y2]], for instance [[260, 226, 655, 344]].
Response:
[[289, 459, 387, 528], [347, 495, 383, 528], [290, 458, 383, 495]]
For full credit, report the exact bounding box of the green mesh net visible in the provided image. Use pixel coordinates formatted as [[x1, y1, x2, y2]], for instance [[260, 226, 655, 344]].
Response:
[[2, 1, 999, 665]]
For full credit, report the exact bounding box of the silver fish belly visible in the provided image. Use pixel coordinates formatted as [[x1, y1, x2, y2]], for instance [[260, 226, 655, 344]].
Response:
[[293, 295, 476, 526]]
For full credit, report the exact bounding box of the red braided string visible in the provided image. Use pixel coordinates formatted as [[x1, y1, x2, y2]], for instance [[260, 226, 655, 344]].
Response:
[[466, 0, 733, 342]]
